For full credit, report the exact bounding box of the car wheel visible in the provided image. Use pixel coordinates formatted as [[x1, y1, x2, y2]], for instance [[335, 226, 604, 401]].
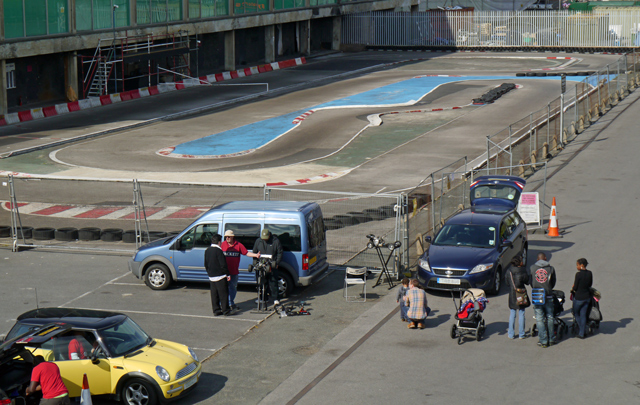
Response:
[[144, 264, 172, 290], [488, 268, 502, 295], [278, 272, 294, 298], [450, 324, 457, 339], [122, 378, 157, 405]]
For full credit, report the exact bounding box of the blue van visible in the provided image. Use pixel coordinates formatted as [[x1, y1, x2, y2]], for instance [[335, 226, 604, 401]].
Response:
[[128, 201, 329, 296]]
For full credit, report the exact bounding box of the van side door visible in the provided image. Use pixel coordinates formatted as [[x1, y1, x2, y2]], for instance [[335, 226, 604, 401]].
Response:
[[222, 220, 263, 284], [172, 223, 220, 281]]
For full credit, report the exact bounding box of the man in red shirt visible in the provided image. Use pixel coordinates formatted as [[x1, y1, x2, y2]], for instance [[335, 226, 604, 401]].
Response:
[[68, 332, 87, 360], [26, 356, 70, 405], [221, 230, 260, 311]]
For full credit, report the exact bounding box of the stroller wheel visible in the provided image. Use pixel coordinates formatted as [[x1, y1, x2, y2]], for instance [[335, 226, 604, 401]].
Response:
[[476, 328, 483, 341], [450, 324, 457, 339], [531, 324, 538, 337], [458, 336, 463, 345], [557, 325, 564, 341]]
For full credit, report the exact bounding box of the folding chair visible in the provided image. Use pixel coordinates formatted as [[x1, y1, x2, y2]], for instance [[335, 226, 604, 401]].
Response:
[[344, 267, 367, 302]]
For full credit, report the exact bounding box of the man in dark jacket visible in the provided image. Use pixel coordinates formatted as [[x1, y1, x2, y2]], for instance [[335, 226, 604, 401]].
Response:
[[205, 233, 231, 316], [530, 252, 557, 347], [253, 229, 284, 302]]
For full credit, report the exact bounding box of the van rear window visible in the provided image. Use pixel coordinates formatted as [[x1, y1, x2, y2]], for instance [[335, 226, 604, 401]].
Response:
[[307, 216, 325, 249], [265, 224, 301, 252]]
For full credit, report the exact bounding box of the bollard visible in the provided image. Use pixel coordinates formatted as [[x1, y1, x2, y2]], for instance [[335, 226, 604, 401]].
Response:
[[562, 129, 568, 146], [415, 233, 424, 256], [531, 150, 537, 166], [542, 142, 549, 159], [518, 160, 525, 177], [577, 116, 584, 133]]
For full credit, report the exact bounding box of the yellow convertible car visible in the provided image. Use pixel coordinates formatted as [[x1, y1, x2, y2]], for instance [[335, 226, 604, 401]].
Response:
[[2, 308, 201, 405]]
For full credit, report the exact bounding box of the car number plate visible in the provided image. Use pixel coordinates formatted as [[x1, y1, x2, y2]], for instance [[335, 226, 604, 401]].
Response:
[[437, 278, 461, 285], [183, 375, 197, 390]]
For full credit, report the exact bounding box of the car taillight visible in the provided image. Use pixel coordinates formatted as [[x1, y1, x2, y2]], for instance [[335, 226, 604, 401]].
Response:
[[1, 399, 12, 405], [302, 254, 309, 271]]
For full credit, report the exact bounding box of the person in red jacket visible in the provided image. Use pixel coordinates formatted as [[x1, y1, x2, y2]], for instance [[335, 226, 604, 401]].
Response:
[[26, 356, 70, 405]]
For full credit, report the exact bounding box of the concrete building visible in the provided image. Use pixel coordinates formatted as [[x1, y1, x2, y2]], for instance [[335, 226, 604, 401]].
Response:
[[0, 0, 418, 115]]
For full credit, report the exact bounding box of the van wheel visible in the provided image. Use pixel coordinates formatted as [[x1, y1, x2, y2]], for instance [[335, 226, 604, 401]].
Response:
[[278, 272, 294, 298], [144, 264, 172, 290]]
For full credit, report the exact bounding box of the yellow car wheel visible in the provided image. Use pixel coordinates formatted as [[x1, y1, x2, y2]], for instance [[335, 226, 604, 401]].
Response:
[[123, 378, 157, 405]]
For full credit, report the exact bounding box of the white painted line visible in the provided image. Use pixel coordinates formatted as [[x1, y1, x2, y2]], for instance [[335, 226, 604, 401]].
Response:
[[14, 202, 53, 214], [47, 206, 89, 218], [59, 272, 131, 307], [81, 308, 261, 322], [146, 207, 182, 219], [110, 282, 145, 286]]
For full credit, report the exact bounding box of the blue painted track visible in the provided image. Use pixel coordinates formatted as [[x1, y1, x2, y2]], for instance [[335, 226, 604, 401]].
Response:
[[171, 75, 591, 157]]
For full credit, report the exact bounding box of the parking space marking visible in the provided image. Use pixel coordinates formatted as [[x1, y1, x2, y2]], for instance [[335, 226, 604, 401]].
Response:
[[110, 282, 146, 286], [83, 308, 263, 323], [59, 272, 130, 307]]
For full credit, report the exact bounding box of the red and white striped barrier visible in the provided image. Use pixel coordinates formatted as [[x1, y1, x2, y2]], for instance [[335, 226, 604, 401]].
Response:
[[0, 57, 306, 127]]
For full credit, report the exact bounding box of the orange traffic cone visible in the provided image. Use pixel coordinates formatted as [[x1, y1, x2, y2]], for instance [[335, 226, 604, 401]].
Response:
[[547, 197, 560, 237], [81, 374, 92, 405]]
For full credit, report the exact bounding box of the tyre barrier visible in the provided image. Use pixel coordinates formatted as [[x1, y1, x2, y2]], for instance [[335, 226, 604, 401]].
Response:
[[333, 214, 359, 227], [0, 226, 10, 237], [101, 228, 123, 242], [472, 83, 516, 105], [14, 226, 33, 239], [55, 227, 79, 241], [378, 204, 396, 218], [323, 218, 342, 230], [33, 227, 56, 240], [79, 227, 101, 241], [347, 212, 372, 224], [122, 230, 137, 243], [363, 208, 386, 220]]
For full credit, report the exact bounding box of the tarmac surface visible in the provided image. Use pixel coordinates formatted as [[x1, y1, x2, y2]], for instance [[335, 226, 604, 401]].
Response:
[[1, 51, 638, 404]]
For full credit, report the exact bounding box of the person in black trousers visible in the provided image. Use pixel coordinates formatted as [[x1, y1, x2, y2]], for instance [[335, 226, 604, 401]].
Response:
[[205, 233, 231, 316], [571, 257, 593, 339]]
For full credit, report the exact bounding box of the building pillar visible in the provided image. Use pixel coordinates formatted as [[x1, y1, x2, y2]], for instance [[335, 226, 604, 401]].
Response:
[[0, 60, 7, 115], [65, 52, 79, 101], [224, 31, 235, 71], [131, 0, 138, 27], [332, 16, 341, 51], [299, 20, 310, 55], [265, 25, 275, 63]]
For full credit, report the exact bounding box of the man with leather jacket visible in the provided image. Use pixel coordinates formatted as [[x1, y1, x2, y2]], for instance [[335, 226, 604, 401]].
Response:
[[253, 229, 283, 303], [530, 252, 557, 348]]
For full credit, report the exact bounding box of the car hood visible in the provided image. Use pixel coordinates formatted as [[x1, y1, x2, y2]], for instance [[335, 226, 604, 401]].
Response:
[[122, 339, 196, 377], [427, 245, 496, 270], [136, 236, 175, 251]]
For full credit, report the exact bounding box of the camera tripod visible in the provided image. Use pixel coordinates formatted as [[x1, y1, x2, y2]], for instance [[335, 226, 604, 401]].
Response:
[[248, 254, 273, 312], [366, 234, 401, 290]]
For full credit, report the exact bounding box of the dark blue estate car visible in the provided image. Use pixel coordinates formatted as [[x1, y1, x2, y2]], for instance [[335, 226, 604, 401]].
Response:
[[417, 176, 528, 295]]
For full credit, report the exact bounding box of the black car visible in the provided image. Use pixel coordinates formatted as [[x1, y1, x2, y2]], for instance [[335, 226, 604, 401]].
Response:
[[417, 175, 528, 295]]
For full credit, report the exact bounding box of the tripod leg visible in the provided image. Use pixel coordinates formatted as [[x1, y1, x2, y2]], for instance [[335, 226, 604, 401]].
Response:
[[373, 248, 386, 287]]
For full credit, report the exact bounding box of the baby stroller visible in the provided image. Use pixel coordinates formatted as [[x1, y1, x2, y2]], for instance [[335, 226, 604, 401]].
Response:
[[571, 288, 602, 336], [450, 288, 488, 344], [531, 290, 569, 341]]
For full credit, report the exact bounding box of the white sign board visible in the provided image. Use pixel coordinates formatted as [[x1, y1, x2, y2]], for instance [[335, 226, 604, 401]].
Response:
[[517, 192, 540, 225]]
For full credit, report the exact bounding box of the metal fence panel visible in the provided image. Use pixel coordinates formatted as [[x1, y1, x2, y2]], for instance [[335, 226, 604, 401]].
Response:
[[342, 10, 640, 48]]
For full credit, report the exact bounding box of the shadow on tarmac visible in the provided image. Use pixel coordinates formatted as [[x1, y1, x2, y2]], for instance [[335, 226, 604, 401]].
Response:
[[179, 372, 228, 404], [599, 318, 632, 335]]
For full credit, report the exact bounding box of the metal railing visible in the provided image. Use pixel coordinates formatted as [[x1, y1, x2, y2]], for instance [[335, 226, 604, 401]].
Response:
[[342, 10, 640, 48]]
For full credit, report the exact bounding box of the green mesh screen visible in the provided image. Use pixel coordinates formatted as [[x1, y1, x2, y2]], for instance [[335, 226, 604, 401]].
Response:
[[4, 1, 25, 38], [76, 0, 93, 30], [274, 0, 305, 9], [168, 0, 182, 21], [48, 0, 69, 34], [234, 0, 269, 14], [189, 0, 200, 18], [25, 0, 47, 36]]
